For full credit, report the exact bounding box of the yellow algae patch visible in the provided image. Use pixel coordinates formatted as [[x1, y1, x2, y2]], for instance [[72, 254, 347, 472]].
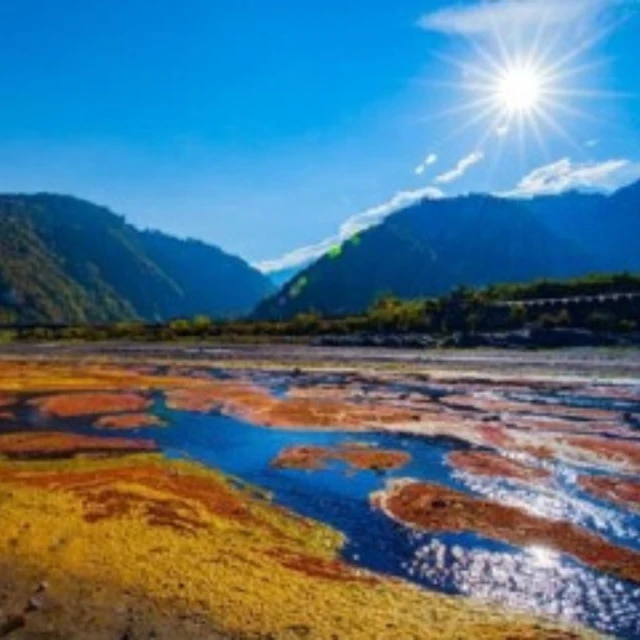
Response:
[[0, 456, 591, 639], [0, 360, 196, 395]]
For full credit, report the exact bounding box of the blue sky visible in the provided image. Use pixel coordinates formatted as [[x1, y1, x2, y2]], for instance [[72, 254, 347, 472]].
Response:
[[1, 0, 639, 272]]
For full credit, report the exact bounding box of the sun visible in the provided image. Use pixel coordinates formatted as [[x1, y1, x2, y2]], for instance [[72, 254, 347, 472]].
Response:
[[495, 64, 543, 114]]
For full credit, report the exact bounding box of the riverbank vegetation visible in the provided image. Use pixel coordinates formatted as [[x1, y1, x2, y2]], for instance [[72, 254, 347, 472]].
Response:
[[2, 272, 639, 343]]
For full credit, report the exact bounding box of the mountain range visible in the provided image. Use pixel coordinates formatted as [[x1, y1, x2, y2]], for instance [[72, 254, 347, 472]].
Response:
[[1, 182, 638, 325], [0, 194, 273, 324], [255, 181, 640, 318]]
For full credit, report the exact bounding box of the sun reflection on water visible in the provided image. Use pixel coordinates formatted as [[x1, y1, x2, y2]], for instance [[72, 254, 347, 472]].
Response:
[[406, 537, 640, 637]]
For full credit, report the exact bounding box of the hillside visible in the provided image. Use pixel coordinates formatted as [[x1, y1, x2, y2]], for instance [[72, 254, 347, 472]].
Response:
[[0, 194, 273, 324], [525, 181, 640, 271], [255, 182, 640, 319]]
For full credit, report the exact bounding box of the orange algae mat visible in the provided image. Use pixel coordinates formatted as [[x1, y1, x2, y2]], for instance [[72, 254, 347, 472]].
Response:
[[32, 391, 151, 417]]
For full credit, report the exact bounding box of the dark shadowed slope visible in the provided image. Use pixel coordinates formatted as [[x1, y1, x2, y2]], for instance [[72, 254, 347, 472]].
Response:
[[254, 188, 638, 319], [0, 194, 273, 324], [525, 181, 640, 272]]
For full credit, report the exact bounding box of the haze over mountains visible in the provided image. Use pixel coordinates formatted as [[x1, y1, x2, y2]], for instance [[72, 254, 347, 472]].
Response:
[[0, 182, 638, 325]]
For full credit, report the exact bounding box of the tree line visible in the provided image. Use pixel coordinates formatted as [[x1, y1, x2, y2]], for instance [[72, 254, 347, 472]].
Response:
[[2, 272, 639, 343]]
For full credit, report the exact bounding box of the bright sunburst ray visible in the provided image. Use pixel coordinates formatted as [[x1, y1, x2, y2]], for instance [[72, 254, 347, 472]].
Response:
[[419, 6, 634, 171]]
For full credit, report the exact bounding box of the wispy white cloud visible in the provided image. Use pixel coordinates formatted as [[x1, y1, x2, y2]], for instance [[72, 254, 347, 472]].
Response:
[[414, 153, 438, 175], [434, 151, 485, 184], [585, 138, 599, 148], [502, 157, 640, 197], [418, 0, 612, 36], [256, 186, 444, 273]]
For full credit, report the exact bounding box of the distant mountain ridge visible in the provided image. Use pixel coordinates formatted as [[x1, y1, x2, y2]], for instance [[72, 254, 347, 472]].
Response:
[[255, 182, 640, 319], [0, 193, 273, 324]]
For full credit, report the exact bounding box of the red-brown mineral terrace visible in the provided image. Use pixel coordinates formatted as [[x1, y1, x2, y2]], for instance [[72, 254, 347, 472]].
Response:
[[0, 394, 15, 408], [93, 413, 166, 430], [32, 392, 151, 417], [449, 451, 551, 483], [374, 480, 640, 584], [564, 436, 640, 471], [442, 394, 619, 422], [165, 382, 416, 430], [579, 475, 640, 511], [272, 443, 411, 472], [0, 431, 157, 458]]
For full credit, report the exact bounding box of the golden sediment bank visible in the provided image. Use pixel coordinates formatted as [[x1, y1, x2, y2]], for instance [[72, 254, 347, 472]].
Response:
[[0, 455, 588, 639]]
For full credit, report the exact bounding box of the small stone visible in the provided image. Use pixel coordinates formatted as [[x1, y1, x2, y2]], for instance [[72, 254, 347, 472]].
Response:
[[35, 581, 48, 594], [25, 596, 44, 613]]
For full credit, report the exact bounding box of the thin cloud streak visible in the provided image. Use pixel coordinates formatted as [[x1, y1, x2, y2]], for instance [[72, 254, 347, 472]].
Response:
[[501, 157, 640, 197], [256, 186, 444, 273], [414, 153, 438, 175], [434, 151, 485, 184], [418, 0, 613, 36]]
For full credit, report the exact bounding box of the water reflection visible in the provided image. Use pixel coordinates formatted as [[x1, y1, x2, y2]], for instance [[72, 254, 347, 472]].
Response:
[[406, 536, 640, 637]]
